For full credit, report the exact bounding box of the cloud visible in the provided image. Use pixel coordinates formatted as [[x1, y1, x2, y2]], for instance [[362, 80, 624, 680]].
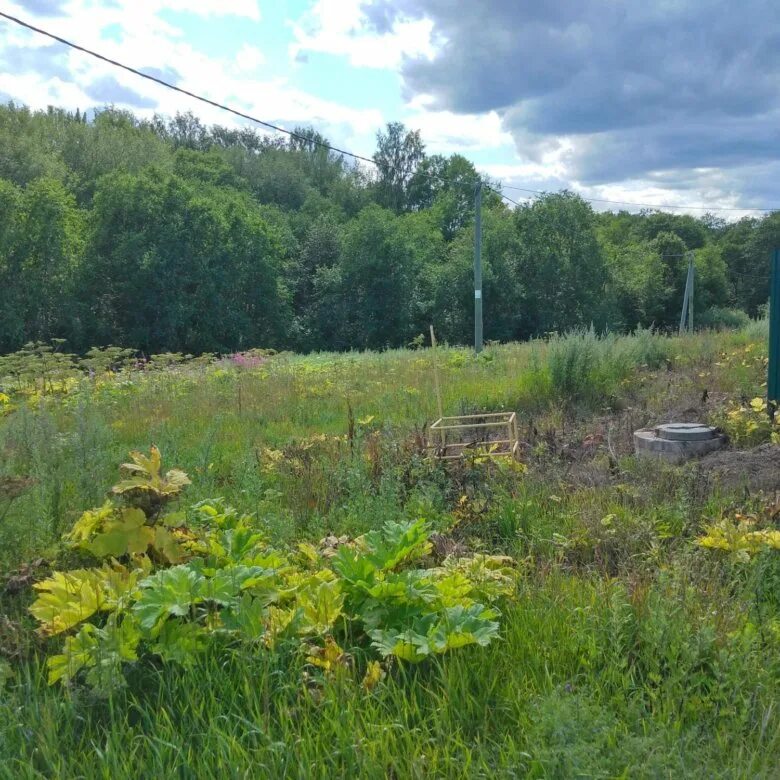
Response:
[[16, 0, 69, 16], [84, 75, 158, 108], [142, 65, 182, 84], [290, 0, 434, 69], [361, 0, 780, 207], [234, 44, 265, 73], [0, 42, 71, 81], [0, 0, 384, 156], [404, 106, 513, 154]]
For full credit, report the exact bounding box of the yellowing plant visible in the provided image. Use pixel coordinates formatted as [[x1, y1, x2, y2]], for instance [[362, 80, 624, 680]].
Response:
[[719, 397, 780, 447], [29, 448, 519, 694], [698, 501, 780, 562]]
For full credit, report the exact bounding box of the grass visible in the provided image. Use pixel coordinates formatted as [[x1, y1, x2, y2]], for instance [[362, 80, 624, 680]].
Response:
[[1, 324, 779, 778]]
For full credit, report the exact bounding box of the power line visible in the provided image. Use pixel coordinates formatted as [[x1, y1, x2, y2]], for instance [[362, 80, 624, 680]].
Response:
[[0, 10, 516, 207], [0, 10, 377, 166], [2, 9, 778, 216], [499, 184, 778, 213], [494, 191, 524, 208]]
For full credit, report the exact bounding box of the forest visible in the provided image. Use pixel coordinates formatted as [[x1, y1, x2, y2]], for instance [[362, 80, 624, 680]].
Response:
[[0, 101, 778, 356]]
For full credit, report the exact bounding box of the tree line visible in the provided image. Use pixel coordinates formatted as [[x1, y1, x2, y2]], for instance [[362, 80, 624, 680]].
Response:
[[0, 102, 778, 356]]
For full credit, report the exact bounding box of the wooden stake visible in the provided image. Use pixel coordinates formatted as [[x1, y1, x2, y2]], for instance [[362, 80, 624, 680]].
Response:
[[430, 325, 446, 448]]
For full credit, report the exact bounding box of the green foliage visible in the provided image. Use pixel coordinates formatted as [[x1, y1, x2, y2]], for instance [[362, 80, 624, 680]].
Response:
[[698, 306, 751, 331], [0, 102, 774, 356], [2, 326, 780, 776], [717, 397, 780, 447], [27, 450, 517, 692]]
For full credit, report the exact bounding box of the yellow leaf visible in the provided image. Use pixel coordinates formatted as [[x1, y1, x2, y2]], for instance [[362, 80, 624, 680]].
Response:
[[66, 502, 116, 545], [306, 636, 347, 672], [362, 660, 385, 691], [30, 570, 107, 635], [297, 542, 320, 566]]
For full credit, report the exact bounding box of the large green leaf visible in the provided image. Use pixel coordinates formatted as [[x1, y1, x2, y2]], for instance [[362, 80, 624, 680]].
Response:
[[47, 615, 140, 690], [86, 508, 153, 558], [220, 593, 268, 641], [369, 605, 499, 661], [427, 604, 500, 653], [200, 565, 270, 606], [209, 527, 267, 564], [332, 547, 377, 588], [369, 627, 431, 663], [151, 621, 207, 668], [47, 624, 99, 685], [133, 565, 204, 632], [298, 578, 344, 634], [363, 519, 432, 571]]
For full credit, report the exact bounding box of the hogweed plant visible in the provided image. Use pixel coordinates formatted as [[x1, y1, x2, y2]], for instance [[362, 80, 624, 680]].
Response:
[[29, 448, 518, 694]]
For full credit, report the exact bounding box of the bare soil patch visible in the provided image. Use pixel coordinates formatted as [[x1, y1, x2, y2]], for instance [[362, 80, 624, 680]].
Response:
[[695, 444, 780, 493]]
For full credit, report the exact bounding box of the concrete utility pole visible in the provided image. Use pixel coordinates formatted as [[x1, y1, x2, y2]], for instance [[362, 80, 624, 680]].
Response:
[[679, 252, 695, 335], [474, 181, 483, 353], [688, 251, 695, 332]]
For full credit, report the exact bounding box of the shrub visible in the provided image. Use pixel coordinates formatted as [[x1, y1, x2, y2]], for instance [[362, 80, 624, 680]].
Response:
[[547, 329, 602, 403], [698, 307, 751, 331]]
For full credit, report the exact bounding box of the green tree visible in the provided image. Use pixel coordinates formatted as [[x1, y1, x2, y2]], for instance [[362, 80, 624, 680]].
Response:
[[639, 211, 708, 249], [333, 205, 416, 349], [740, 213, 780, 315], [515, 193, 609, 336], [603, 242, 667, 329], [373, 122, 425, 213], [0, 177, 83, 352], [82, 169, 289, 353]]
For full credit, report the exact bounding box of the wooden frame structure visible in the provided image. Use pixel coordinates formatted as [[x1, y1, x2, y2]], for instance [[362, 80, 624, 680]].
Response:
[[429, 411, 520, 461]]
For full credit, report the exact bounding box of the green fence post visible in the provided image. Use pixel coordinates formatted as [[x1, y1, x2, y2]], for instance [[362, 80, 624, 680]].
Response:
[[474, 181, 483, 354], [769, 248, 780, 407]]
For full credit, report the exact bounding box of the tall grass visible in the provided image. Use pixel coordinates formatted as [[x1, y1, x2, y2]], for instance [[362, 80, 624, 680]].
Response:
[[1, 572, 777, 779], [1, 323, 777, 778]]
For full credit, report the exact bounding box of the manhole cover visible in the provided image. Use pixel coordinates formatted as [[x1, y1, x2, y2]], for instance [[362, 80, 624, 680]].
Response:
[[655, 423, 719, 442]]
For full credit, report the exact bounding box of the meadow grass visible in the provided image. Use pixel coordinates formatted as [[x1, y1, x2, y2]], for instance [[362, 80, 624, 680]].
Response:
[[1, 325, 778, 778]]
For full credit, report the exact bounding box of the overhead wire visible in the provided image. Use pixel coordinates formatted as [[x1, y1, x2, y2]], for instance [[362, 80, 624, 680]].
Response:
[[0, 10, 377, 165], [0, 10, 524, 208], [1, 9, 777, 216], [499, 184, 778, 213]]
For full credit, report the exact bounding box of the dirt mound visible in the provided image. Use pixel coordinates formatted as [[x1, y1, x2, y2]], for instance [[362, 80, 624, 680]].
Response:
[[696, 443, 780, 493]]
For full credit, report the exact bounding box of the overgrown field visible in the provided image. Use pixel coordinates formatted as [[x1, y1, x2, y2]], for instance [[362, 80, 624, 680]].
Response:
[[1, 325, 779, 778]]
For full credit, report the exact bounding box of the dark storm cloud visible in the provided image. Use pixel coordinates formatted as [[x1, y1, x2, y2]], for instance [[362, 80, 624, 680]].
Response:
[[363, 0, 780, 194], [85, 75, 157, 109]]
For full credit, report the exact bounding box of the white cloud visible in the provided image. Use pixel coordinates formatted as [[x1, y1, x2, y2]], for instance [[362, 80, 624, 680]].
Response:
[[404, 109, 513, 154], [290, 0, 435, 69], [234, 43, 265, 73], [0, 0, 384, 153]]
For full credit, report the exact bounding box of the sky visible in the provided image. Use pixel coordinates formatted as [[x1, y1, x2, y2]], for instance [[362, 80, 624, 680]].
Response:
[[0, 0, 778, 216]]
